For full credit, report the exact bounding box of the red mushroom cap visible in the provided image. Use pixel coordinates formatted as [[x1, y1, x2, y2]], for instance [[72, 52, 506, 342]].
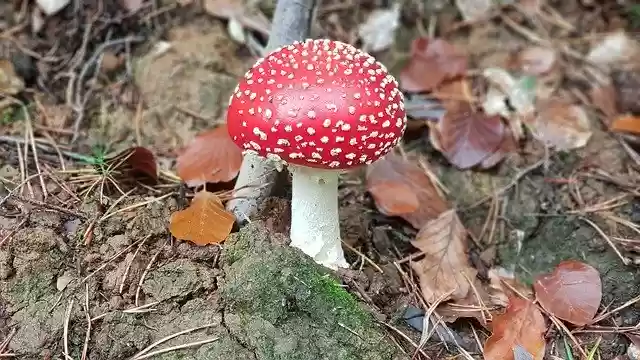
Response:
[[227, 39, 407, 170]]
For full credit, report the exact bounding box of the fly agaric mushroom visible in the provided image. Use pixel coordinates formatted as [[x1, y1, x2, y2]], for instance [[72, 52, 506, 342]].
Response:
[[227, 39, 407, 270]]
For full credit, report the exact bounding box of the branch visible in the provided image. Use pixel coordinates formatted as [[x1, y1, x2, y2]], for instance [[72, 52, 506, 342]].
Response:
[[226, 0, 317, 224]]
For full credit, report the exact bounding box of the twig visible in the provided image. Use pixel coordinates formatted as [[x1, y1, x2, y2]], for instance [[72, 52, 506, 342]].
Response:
[[135, 242, 164, 307], [119, 235, 151, 294], [133, 338, 220, 360], [81, 284, 91, 360], [62, 300, 74, 360], [130, 323, 219, 359], [580, 217, 630, 265]]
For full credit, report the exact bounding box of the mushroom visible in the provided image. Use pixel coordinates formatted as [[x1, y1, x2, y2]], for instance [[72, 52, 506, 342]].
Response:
[[227, 39, 407, 270]]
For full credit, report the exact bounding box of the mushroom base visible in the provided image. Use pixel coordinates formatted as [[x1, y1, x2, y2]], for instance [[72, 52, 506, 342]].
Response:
[[288, 165, 349, 270]]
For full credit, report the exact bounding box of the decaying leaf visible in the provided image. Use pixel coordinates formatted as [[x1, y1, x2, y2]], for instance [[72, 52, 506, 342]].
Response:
[[439, 111, 506, 169], [534, 260, 602, 326], [586, 31, 640, 70], [204, 0, 271, 37], [410, 209, 476, 303], [170, 191, 235, 245], [357, 3, 401, 53], [527, 100, 592, 150], [482, 67, 536, 129], [366, 152, 449, 229], [177, 125, 244, 187], [610, 115, 640, 135], [400, 38, 468, 93], [484, 296, 546, 360]]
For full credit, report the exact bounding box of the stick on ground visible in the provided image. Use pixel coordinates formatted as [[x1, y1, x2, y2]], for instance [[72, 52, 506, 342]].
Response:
[[225, 0, 317, 224]]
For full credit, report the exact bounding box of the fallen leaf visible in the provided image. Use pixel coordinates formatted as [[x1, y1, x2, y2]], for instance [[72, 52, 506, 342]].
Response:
[[610, 115, 640, 135], [177, 125, 244, 187], [483, 67, 536, 120], [170, 191, 235, 245], [589, 84, 618, 121], [410, 209, 476, 303], [357, 3, 401, 53], [527, 100, 592, 150], [0, 59, 25, 95], [484, 296, 546, 360], [455, 0, 493, 21], [612, 69, 640, 115], [439, 111, 506, 169], [478, 124, 518, 169], [534, 260, 602, 326], [109, 146, 158, 185], [366, 152, 449, 229], [36, 0, 70, 15], [400, 38, 468, 93], [517, 46, 557, 76], [100, 51, 124, 73]]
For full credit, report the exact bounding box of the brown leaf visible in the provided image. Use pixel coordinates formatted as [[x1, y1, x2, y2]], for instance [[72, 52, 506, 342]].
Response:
[[610, 115, 640, 135], [589, 84, 618, 123], [177, 125, 243, 187], [0, 59, 25, 95], [478, 123, 518, 169], [534, 260, 602, 326], [109, 146, 158, 184], [410, 209, 476, 303], [440, 110, 506, 169], [484, 296, 546, 360], [366, 152, 449, 229], [399, 37, 468, 93], [169, 191, 235, 245], [527, 99, 592, 150]]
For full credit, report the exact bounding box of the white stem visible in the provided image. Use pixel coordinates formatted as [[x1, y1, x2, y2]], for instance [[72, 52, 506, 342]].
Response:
[[289, 165, 349, 270]]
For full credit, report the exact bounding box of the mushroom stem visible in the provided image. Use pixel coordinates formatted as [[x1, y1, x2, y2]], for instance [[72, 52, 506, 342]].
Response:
[[289, 165, 349, 270]]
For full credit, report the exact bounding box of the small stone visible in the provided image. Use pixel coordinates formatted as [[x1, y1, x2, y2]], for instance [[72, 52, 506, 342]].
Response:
[[56, 271, 74, 291]]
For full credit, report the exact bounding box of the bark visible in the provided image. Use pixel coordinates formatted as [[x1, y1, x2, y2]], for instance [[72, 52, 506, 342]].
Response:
[[226, 0, 317, 224]]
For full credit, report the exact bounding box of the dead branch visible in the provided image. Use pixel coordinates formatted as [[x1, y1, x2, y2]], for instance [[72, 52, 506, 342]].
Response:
[[226, 0, 317, 224]]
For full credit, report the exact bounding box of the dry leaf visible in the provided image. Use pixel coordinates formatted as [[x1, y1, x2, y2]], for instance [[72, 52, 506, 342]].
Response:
[[410, 209, 477, 303], [455, 0, 493, 21], [177, 125, 243, 187], [534, 260, 602, 326], [484, 296, 546, 360], [610, 115, 640, 135], [589, 84, 618, 122], [586, 31, 640, 70], [204, 0, 271, 37], [399, 38, 468, 93], [527, 100, 592, 150], [170, 191, 235, 245], [0, 59, 25, 95], [478, 124, 518, 169], [108, 146, 158, 185], [36, 0, 70, 15], [120, 0, 143, 12], [366, 152, 449, 229], [440, 111, 506, 169]]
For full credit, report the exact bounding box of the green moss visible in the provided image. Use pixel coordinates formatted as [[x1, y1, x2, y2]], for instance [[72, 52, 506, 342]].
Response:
[[8, 271, 55, 307]]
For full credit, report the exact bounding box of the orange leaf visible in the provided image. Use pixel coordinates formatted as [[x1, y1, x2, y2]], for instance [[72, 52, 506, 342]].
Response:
[[484, 297, 546, 360], [440, 111, 506, 169], [410, 209, 476, 303], [610, 114, 640, 135], [534, 260, 602, 326], [169, 191, 235, 245], [177, 125, 243, 187], [366, 152, 449, 229], [399, 37, 468, 93]]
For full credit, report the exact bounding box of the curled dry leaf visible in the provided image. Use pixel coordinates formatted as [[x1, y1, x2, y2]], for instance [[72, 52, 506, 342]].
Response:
[[177, 125, 243, 187], [484, 296, 546, 360], [610, 115, 640, 135], [410, 209, 477, 303], [527, 100, 592, 150], [534, 260, 602, 326], [366, 152, 449, 229], [170, 191, 235, 245], [589, 84, 618, 122], [440, 110, 506, 169], [399, 37, 468, 93]]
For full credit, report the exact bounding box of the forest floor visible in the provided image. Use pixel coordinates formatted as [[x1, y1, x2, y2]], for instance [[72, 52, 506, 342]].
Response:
[[1, 0, 640, 359]]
